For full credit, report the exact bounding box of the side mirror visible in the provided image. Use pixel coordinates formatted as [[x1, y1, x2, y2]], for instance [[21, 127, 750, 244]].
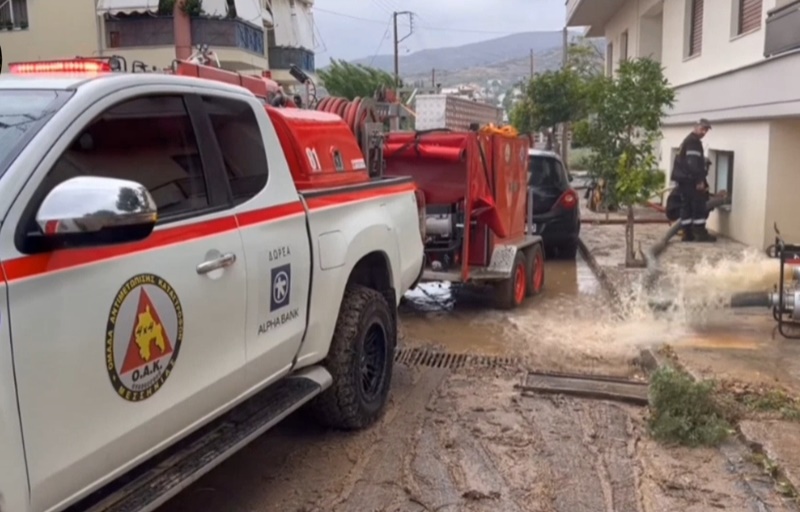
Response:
[[34, 176, 157, 249]]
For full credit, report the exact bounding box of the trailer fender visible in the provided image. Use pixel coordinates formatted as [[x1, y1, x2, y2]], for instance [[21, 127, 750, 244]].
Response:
[[486, 238, 542, 278]]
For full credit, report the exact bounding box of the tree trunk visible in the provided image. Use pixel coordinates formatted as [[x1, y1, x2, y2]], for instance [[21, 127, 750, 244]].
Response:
[[624, 205, 647, 268]]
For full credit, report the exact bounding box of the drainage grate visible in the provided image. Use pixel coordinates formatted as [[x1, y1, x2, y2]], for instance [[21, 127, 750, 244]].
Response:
[[394, 347, 520, 370]]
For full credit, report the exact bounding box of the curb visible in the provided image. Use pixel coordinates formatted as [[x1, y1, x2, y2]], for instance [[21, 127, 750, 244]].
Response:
[[577, 237, 623, 314]]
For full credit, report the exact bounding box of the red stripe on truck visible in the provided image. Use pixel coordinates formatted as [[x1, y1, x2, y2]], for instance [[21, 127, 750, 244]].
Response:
[[1, 183, 416, 283]]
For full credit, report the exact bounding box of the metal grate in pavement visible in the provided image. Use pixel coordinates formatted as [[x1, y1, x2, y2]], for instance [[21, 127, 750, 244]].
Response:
[[394, 347, 520, 370]]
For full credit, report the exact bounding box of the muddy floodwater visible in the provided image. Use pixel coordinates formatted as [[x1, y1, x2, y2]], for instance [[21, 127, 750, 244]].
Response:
[[159, 256, 797, 512]]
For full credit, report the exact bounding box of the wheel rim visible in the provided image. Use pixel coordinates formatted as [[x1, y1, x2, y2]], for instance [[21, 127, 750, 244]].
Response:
[[533, 250, 544, 291], [514, 262, 526, 304], [360, 323, 388, 402]]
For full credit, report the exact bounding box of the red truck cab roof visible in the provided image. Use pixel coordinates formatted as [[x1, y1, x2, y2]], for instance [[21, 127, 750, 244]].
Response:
[[267, 107, 370, 190]]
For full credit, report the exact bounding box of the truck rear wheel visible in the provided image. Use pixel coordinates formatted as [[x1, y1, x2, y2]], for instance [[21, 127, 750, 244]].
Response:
[[493, 251, 528, 309], [526, 243, 545, 297], [308, 285, 395, 430]]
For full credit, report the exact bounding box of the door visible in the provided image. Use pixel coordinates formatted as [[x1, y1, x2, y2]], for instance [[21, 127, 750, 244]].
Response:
[[196, 93, 311, 391], [529, 155, 570, 214], [0, 91, 248, 511]]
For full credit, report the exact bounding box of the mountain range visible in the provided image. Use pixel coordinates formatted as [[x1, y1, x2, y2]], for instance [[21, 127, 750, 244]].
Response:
[[346, 30, 604, 88]]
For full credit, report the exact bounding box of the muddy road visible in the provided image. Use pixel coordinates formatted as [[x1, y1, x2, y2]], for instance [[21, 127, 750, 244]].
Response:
[[159, 257, 797, 512]]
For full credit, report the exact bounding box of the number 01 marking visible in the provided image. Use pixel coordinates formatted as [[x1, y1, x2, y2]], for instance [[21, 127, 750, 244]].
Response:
[[306, 148, 321, 172]]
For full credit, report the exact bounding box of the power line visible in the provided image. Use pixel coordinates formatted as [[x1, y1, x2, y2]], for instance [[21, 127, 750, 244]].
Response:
[[370, 16, 393, 66], [314, 7, 529, 35]]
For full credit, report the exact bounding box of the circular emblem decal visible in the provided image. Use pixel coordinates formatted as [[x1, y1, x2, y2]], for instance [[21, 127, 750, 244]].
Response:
[[106, 273, 184, 402]]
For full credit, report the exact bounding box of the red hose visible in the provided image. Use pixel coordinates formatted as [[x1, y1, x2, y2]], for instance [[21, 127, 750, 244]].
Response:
[[316, 96, 381, 152]]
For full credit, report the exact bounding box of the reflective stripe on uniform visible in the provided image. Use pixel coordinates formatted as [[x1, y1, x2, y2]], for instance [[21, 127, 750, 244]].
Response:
[[686, 150, 703, 157], [681, 219, 692, 225]]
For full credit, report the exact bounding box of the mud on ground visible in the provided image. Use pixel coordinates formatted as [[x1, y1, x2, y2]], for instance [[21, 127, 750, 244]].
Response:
[[161, 258, 800, 512]]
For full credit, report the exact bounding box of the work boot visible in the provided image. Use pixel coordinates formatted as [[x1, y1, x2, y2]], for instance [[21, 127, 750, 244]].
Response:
[[680, 226, 695, 242], [693, 225, 717, 242]]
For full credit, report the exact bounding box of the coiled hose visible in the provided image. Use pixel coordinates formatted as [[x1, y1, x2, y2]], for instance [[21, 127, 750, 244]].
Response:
[[315, 96, 381, 147]]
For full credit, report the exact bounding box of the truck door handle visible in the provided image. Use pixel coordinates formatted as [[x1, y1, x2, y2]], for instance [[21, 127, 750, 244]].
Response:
[[196, 252, 237, 275]]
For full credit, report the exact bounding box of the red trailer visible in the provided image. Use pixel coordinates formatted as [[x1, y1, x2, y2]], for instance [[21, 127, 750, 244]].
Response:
[[383, 129, 545, 309]]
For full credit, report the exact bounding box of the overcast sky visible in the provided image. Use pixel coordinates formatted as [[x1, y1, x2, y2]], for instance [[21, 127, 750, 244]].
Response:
[[313, 0, 566, 65]]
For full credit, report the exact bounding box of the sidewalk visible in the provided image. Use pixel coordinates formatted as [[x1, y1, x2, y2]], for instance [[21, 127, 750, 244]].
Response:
[[578, 208, 800, 491]]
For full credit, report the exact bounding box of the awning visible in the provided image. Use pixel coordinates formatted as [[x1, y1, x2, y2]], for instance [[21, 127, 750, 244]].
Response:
[[97, 0, 270, 25]]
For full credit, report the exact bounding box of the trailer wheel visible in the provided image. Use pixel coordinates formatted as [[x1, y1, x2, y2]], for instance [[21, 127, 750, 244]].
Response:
[[494, 251, 528, 309], [526, 243, 545, 297], [307, 285, 395, 430]]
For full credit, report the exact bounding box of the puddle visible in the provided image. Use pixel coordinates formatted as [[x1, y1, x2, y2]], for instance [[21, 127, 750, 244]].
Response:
[[400, 256, 603, 356]]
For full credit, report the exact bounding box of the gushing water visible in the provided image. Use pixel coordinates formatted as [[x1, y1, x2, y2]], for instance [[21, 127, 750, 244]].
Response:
[[507, 249, 783, 360]]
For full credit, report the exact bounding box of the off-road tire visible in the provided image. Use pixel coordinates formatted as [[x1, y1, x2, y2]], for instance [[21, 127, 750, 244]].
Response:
[[493, 251, 528, 310], [307, 285, 395, 430], [526, 243, 545, 297]]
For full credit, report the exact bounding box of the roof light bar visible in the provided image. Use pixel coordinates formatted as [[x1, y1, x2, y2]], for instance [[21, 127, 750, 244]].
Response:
[[9, 59, 112, 74]]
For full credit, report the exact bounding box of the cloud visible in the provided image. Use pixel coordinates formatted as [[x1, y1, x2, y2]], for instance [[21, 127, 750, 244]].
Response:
[[313, 0, 566, 65]]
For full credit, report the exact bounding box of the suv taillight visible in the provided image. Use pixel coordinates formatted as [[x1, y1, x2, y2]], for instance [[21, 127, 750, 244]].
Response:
[[414, 189, 426, 241], [557, 189, 579, 210]]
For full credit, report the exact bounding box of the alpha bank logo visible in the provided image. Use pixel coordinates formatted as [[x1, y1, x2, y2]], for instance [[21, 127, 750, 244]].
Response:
[[270, 264, 291, 311]]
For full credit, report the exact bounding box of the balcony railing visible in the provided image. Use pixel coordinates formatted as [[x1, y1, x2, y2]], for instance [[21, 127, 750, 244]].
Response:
[[105, 15, 264, 56], [765, 0, 800, 57], [267, 46, 315, 72]]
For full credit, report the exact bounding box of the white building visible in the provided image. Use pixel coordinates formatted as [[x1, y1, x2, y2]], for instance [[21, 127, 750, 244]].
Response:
[[568, 0, 800, 248], [0, 0, 315, 87]]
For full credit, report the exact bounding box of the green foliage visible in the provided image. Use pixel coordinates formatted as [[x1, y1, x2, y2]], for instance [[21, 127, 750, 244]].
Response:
[[157, 0, 204, 16], [567, 37, 605, 79], [318, 60, 397, 100], [510, 68, 586, 136], [648, 366, 732, 447], [579, 58, 675, 210]]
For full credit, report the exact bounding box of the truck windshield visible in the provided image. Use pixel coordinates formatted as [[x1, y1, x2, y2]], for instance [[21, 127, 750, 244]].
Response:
[[0, 89, 73, 177]]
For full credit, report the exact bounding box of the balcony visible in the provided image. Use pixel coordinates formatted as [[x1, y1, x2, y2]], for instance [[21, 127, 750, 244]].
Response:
[[267, 46, 314, 72], [566, 0, 627, 36], [105, 15, 264, 56], [765, 0, 800, 57]]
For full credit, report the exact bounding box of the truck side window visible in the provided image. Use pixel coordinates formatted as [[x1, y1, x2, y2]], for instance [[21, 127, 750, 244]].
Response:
[[43, 95, 209, 220], [201, 96, 269, 205]]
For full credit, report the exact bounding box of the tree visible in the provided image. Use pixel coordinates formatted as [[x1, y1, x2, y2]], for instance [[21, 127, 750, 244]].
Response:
[[318, 60, 397, 100], [509, 68, 586, 150], [576, 58, 675, 267], [566, 37, 605, 80]]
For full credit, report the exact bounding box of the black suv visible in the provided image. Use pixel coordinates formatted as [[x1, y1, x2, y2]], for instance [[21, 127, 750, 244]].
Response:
[[528, 149, 581, 258]]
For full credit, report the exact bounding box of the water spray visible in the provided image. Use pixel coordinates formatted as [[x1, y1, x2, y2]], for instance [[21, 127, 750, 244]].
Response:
[[644, 212, 800, 338]]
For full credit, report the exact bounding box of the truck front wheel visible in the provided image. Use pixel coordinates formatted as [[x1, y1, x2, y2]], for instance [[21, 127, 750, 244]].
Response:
[[308, 284, 395, 430]]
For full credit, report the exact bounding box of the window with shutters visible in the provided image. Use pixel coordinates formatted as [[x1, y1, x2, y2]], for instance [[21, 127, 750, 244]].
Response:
[[620, 31, 629, 61], [685, 0, 704, 57], [734, 0, 762, 35]]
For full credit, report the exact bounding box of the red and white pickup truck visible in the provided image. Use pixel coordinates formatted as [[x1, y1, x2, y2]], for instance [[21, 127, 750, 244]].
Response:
[[0, 59, 424, 512]]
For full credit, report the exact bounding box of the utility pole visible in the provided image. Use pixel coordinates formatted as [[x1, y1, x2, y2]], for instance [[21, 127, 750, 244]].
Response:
[[561, 26, 569, 164], [530, 49, 534, 79], [393, 11, 414, 88]]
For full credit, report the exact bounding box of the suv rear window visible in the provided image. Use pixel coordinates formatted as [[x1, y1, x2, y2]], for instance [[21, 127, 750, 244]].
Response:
[[529, 155, 569, 189], [0, 89, 72, 177]]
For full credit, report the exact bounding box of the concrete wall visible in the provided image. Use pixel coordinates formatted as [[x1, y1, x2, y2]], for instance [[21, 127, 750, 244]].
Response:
[[661, 122, 772, 248], [0, 0, 100, 71], [766, 119, 800, 245], [661, 0, 778, 87]]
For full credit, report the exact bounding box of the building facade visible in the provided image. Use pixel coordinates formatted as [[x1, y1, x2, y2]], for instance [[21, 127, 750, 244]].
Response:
[[0, 0, 315, 88], [568, 0, 800, 249]]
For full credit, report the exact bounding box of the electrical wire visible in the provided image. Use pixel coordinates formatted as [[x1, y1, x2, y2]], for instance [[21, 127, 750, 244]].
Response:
[[369, 16, 393, 67], [314, 7, 529, 35]]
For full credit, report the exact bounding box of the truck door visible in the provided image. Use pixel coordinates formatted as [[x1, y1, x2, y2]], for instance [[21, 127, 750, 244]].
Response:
[[196, 93, 311, 390], [0, 91, 249, 511]]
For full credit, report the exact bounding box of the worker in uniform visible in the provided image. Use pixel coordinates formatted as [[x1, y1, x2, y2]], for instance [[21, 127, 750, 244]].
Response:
[[666, 159, 713, 239], [670, 119, 716, 242]]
